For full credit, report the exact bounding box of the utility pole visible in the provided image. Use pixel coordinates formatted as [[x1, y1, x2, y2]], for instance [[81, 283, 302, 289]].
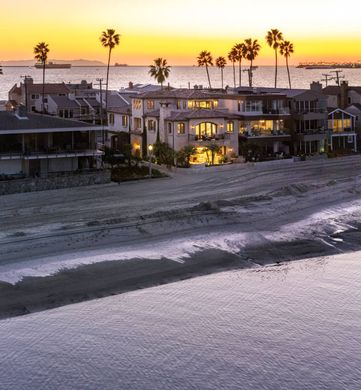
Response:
[[330, 70, 345, 86], [21, 75, 31, 112], [321, 73, 333, 87], [95, 78, 105, 146]]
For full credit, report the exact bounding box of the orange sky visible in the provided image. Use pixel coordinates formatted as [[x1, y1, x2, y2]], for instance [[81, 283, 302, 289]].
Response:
[[1, 0, 360, 65]]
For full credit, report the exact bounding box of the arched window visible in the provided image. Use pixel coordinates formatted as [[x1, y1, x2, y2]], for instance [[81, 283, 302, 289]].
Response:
[[195, 122, 217, 138]]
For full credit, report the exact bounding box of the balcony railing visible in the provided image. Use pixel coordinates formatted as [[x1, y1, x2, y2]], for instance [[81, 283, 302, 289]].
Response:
[[189, 133, 232, 142], [242, 129, 290, 137], [261, 108, 290, 115], [0, 149, 103, 160]]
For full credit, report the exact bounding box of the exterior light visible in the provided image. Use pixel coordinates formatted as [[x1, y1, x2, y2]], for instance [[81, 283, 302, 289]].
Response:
[[148, 144, 153, 152]]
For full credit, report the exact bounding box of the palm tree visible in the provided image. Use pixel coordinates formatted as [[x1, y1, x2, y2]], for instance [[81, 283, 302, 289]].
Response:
[[266, 29, 283, 88], [244, 38, 261, 87], [280, 40, 294, 89], [100, 29, 120, 115], [215, 56, 227, 89], [197, 51, 213, 88], [149, 58, 171, 89], [33, 42, 49, 114], [233, 43, 246, 87], [228, 48, 238, 88]]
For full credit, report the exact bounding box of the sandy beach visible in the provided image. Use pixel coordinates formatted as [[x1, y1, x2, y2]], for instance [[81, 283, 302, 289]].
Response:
[[1, 156, 361, 319]]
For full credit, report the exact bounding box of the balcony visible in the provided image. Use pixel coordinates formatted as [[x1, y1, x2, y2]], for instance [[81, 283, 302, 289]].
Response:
[[189, 133, 232, 142], [242, 129, 290, 138], [261, 108, 290, 115]]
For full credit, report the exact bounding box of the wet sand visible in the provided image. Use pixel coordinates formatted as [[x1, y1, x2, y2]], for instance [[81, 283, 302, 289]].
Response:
[[1, 156, 361, 319]]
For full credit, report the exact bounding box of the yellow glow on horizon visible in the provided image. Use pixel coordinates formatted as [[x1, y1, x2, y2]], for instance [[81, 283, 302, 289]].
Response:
[[1, 0, 361, 65]]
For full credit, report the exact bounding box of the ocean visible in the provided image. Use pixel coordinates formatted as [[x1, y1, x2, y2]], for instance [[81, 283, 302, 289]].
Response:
[[2, 65, 361, 100], [0, 252, 361, 390]]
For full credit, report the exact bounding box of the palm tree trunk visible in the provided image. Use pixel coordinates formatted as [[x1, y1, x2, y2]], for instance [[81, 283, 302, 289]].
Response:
[[105, 47, 112, 115], [42, 62, 45, 114], [274, 49, 278, 88], [239, 59, 242, 87], [286, 56, 291, 89], [206, 65, 212, 89], [232, 63, 236, 88], [221, 69, 224, 89], [249, 60, 253, 87]]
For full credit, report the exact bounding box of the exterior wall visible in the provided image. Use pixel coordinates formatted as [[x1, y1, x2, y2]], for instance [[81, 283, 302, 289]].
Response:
[[108, 113, 130, 133], [0, 160, 22, 175], [48, 157, 78, 172], [0, 170, 111, 196], [327, 95, 338, 109], [348, 91, 361, 105]]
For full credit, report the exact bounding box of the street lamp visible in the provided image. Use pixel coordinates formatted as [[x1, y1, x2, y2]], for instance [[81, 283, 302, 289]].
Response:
[[148, 144, 153, 178]]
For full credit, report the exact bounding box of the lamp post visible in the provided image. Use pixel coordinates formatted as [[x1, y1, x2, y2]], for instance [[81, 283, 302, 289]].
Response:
[[148, 144, 153, 178]]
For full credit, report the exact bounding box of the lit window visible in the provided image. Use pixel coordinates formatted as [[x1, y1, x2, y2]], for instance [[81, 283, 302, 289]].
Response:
[[148, 120, 156, 131], [146, 100, 154, 110], [177, 123, 185, 134], [109, 113, 114, 125], [122, 115, 128, 127], [226, 121, 234, 133], [133, 99, 142, 110], [134, 118, 142, 130]]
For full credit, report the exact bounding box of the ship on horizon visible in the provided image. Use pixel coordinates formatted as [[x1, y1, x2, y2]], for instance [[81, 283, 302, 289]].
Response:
[[35, 62, 72, 69], [297, 61, 361, 70], [114, 63, 128, 67]]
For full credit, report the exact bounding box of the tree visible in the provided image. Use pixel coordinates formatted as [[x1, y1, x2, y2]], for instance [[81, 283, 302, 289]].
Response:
[[33, 42, 49, 114], [233, 43, 247, 87], [177, 145, 197, 167], [266, 29, 283, 88], [215, 56, 227, 89], [280, 40, 294, 89], [244, 38, 261, 87], [197, 51, 213, 89], [100, 29, 120, 115], [228, 48, 238, 88], [149, 58, 171, 89], [153, 141, 176, 166], [203, 143, 221, 165]]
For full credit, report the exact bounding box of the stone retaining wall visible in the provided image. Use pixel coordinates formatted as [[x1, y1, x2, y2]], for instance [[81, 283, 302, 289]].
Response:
[[0, 171, 111, 195]]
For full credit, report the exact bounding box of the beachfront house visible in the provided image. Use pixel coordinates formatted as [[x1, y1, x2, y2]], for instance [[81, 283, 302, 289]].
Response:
[[328, 108, 357, 152], [0, 107, 103, 177]]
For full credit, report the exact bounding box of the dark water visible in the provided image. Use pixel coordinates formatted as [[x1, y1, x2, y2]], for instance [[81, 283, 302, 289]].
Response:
[[1, 253, 361, 390]]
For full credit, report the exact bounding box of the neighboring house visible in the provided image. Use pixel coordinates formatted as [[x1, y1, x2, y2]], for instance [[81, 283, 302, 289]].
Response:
[[8, 77, 70, 113], [107, 106, 132, 151], [0, 107, 103, 177], [328, 108, 357, 152]]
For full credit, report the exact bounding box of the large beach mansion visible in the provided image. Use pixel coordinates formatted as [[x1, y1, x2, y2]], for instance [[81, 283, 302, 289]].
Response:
[[1, 77, 360, 177]]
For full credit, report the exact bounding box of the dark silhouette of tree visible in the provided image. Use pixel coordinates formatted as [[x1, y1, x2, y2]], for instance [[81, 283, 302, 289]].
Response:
[[215, 56, 227, 89], [266, 29, 283, 88], [197, 51, 213, 88], [244, 38, 261, 87], [149, 58, 171, 89], [33, 42, 49, 114], [280, 40, 294, 89]]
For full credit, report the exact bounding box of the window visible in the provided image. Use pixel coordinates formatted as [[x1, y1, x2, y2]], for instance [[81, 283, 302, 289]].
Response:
[[133, 99, 142, 110], [122, 115, 128, 127], [177, 123, 185, 134], [148, 119, 156, 131], [188, 100, 218, 109], [226, 121, 234, 133], [168, 122, 172, 134], [195, 122, 217, 138], [134, 118, 142, 130], [109, 113, 114, 125], [31, 94, 39, 100], [146, 100, 154, 110]]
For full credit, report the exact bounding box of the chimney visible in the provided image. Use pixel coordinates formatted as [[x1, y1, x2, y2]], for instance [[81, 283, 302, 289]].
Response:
[[128, 82, 134, 89], [340, 81, 349, 109], [310, 81, 322, 93]]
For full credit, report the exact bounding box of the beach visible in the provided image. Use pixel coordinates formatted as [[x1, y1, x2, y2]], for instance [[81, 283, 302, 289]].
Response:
[[1, 156, 361, 319]]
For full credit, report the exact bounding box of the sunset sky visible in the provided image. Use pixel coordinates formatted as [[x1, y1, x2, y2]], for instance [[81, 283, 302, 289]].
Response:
[[1, 0, 360, 65]]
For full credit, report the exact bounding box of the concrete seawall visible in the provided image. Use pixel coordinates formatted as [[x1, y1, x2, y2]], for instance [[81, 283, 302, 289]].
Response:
[[0, 171, 111, 195]]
